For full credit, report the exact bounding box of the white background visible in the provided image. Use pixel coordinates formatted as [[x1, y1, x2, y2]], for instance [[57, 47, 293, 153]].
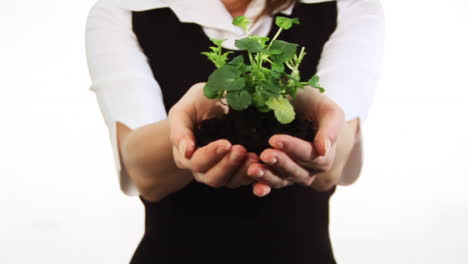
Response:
[[1, 0, 467, 263]]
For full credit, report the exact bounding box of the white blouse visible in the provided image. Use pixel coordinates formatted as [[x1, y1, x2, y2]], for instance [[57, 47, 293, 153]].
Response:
[[85, 0, 385, 195]]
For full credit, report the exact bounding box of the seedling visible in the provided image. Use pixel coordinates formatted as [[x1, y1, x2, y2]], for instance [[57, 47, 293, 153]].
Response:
[[202, 16, 324, 124]]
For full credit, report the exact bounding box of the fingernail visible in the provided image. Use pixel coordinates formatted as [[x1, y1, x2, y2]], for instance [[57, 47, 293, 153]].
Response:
[[254, 185, 270, 197], [179, 140, 186, 155], [216, 147, 229, 155], [260, 187, 271, 197], [325, 140, 331, 156], [267, 157, 277, 165], [274, 141, 284, 149], [256, 169, 264, 178]]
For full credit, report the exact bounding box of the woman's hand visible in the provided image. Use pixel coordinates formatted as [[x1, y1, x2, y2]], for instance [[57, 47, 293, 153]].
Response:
[[247, 87, 352, 196], [168, 83, 257, 189]]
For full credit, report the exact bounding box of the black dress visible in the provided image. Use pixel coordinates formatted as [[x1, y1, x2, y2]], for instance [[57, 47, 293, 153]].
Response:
[[130, 2, 338, 264]]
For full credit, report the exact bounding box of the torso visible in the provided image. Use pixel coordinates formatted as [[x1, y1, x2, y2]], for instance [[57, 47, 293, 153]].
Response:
[[131, 3, 338, 263]]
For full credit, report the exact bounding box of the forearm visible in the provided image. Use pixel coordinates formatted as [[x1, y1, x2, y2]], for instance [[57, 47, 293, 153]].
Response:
[[117, 120, 193, 202], [311, 118, 359, 191]]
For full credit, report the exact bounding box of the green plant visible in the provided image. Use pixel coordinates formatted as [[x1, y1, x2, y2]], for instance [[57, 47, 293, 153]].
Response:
[[202, 16, 324, 124]]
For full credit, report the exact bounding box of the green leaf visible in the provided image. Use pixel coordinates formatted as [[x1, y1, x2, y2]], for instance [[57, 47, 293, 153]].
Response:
[[269, 70, 281, 79], [206, 65, 246, 92], [209, 46, 219, 53], [265, 76, 282, 95], [252, 92, 266, 108], [226, 90, 252, 111], [219, 51, 233, 65], [201, 39, 233, 68], [271, 63, 285, 72], [253, 92, 271, 112], [201, 51, 216, 60], [249, 36, 270, 48], [275, 16, 300, 30], [210, 38, 226, 46], [308, 75, 320, 87], [204, 84, 220, 99], [235, 37, 265, 53], [258, 105, 271, 112], [228, 55, 244, 67], [232, 16, 250, 33], [265, 96, 296, 124], [308, 75, 325, 93], [269, 40, 298, 63], [201, 51, 233, 68]]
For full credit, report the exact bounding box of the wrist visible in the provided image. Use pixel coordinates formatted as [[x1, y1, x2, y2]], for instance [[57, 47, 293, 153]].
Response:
[[118, 120, 193, 201]]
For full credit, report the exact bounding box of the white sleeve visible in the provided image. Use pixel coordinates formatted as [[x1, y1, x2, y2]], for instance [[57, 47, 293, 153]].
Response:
[[316, 0, 385, 184], [85, 0, 168, 195]]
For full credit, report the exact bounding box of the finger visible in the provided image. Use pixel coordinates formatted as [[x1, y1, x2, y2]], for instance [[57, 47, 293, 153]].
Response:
[[260, 148, 315, 186], [268, 134, 318, 162], [189, 139, 232, 173], [225, 153, 258, 189], [252, 182, 271, 197], [168, 106, 197, 159], [247, 163, 289, 189], [268, 135, 333, 173], [314, 103, 345, 157], [198, 145, 247, 188], [307, 145, 336, 172]]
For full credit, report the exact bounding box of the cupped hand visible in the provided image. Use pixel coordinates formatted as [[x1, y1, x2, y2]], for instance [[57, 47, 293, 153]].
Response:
[[168, 83, 257, 188], [247, 86, 346, 196]]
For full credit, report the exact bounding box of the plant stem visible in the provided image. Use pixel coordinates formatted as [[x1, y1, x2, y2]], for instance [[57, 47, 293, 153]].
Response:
[[255, 54, 263, 69], [285, 61, 295, 71], [248, 51, 255, 65], [266, 28, 283, 50], [297, 47, 306, 64], [261, 27, 284, 67]]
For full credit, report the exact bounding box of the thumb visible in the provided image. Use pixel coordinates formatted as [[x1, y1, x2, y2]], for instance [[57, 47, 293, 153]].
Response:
[[314, 104, 345, 157], [168, 106, 196, 159]]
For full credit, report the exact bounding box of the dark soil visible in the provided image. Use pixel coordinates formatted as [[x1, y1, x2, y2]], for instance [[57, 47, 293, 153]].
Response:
[[194, 107, 317, 155]]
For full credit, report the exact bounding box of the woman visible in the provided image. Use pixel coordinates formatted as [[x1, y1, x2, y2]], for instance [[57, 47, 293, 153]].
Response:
[[85, 0, 384, 263]]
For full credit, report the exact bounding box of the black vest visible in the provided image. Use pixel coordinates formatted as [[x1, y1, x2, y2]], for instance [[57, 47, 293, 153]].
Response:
[[131, 3, 338, 264]]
